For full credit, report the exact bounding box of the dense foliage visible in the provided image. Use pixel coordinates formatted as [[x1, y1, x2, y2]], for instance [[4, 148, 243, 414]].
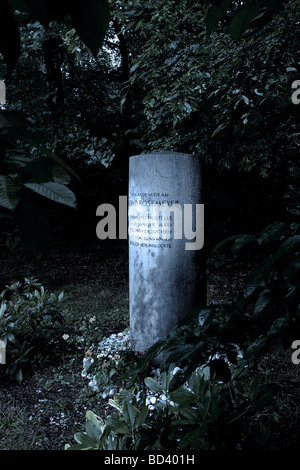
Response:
[[0, 278, 66, 382], [0, 0, 299, 451], [1, 0, 298, 254]]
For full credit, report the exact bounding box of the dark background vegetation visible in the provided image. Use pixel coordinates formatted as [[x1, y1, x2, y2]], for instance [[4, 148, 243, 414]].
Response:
[[0, 0, 299, 451]]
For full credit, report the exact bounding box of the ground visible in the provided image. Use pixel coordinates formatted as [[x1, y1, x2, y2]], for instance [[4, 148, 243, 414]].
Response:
[[0, 244, 299, 450]]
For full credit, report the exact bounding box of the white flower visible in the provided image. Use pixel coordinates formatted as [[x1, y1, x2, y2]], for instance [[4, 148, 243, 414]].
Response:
[[89, 316, 96, 323], [150, 397, 157, 405], [62, 334, 69, 340]]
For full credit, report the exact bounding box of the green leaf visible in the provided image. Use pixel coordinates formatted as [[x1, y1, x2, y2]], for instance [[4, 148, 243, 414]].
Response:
[[228, 1, 260, 40], [136, 405, 148, 428], [0, 175, 21, 210], [253, 289, 272, 316], [70, 0, 110, 57], [106, 415, 129, 434], [213, 234, 244, 253], [232, 234, 256, 253], [108, 396, 123, 413], [177, 405, 199, 422], [74, 431, 98, 449], [274, 235, 300, 261], [125, 402, 137, 430], [24, 181, 76, 208], [170, 387, 195, 406], [211, 121, 228, 137], [161, 371, 170, 392], [243, 335, 267, 362], [257, 222, 289, 245], [15, 368, 23, 383], [198, 308, 211, 327], [163, 344, 194, 366], [144, 376, 163, 394], [85, 411, 106, 443]]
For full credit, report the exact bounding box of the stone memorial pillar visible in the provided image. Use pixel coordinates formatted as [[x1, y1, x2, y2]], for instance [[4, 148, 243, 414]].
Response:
[[128, 151, 205, 359]]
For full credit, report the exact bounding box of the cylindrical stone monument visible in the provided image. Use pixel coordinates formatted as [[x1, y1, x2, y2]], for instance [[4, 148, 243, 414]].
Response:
[[128, 151, 205, 360]]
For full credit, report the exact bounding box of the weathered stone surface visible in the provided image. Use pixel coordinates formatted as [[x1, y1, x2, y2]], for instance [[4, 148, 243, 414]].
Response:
[[128, 151, 205, 358]]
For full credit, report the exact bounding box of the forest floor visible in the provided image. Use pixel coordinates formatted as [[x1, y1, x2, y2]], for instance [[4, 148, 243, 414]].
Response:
[[0, 244, 299, 451]]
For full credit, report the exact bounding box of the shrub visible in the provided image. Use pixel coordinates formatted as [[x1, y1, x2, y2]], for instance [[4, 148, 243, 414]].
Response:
[[66, 361, 278, 450], [0, 277, 65, 382]]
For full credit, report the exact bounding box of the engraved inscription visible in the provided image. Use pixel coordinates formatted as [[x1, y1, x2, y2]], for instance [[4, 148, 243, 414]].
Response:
[[128, 192, 179, 249]]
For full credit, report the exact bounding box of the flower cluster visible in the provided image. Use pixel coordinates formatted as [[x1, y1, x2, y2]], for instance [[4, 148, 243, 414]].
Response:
[[143, 367, 180, 412], [81, 329, 132, 397]]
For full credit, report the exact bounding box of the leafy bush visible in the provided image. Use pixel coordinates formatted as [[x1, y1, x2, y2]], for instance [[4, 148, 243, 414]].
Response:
[[0, 277, 65, 382], [68, 321, 282, 450], [66, 362, 279, 450]]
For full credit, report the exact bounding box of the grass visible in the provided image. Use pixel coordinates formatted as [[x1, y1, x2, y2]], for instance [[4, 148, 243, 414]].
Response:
[[62, 280, 129, 337]]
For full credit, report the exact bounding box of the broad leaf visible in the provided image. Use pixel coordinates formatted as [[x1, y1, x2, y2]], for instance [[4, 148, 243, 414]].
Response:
[[85, 411, 106, 442], [70, 0, 110, 57], [144, 377, 163, 394], [169, 387, 195, 406], [0, 175, 21, 210], [253, 289, 272, 316], [24, 181, 76, 208], [73, 431, 98, 449]]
